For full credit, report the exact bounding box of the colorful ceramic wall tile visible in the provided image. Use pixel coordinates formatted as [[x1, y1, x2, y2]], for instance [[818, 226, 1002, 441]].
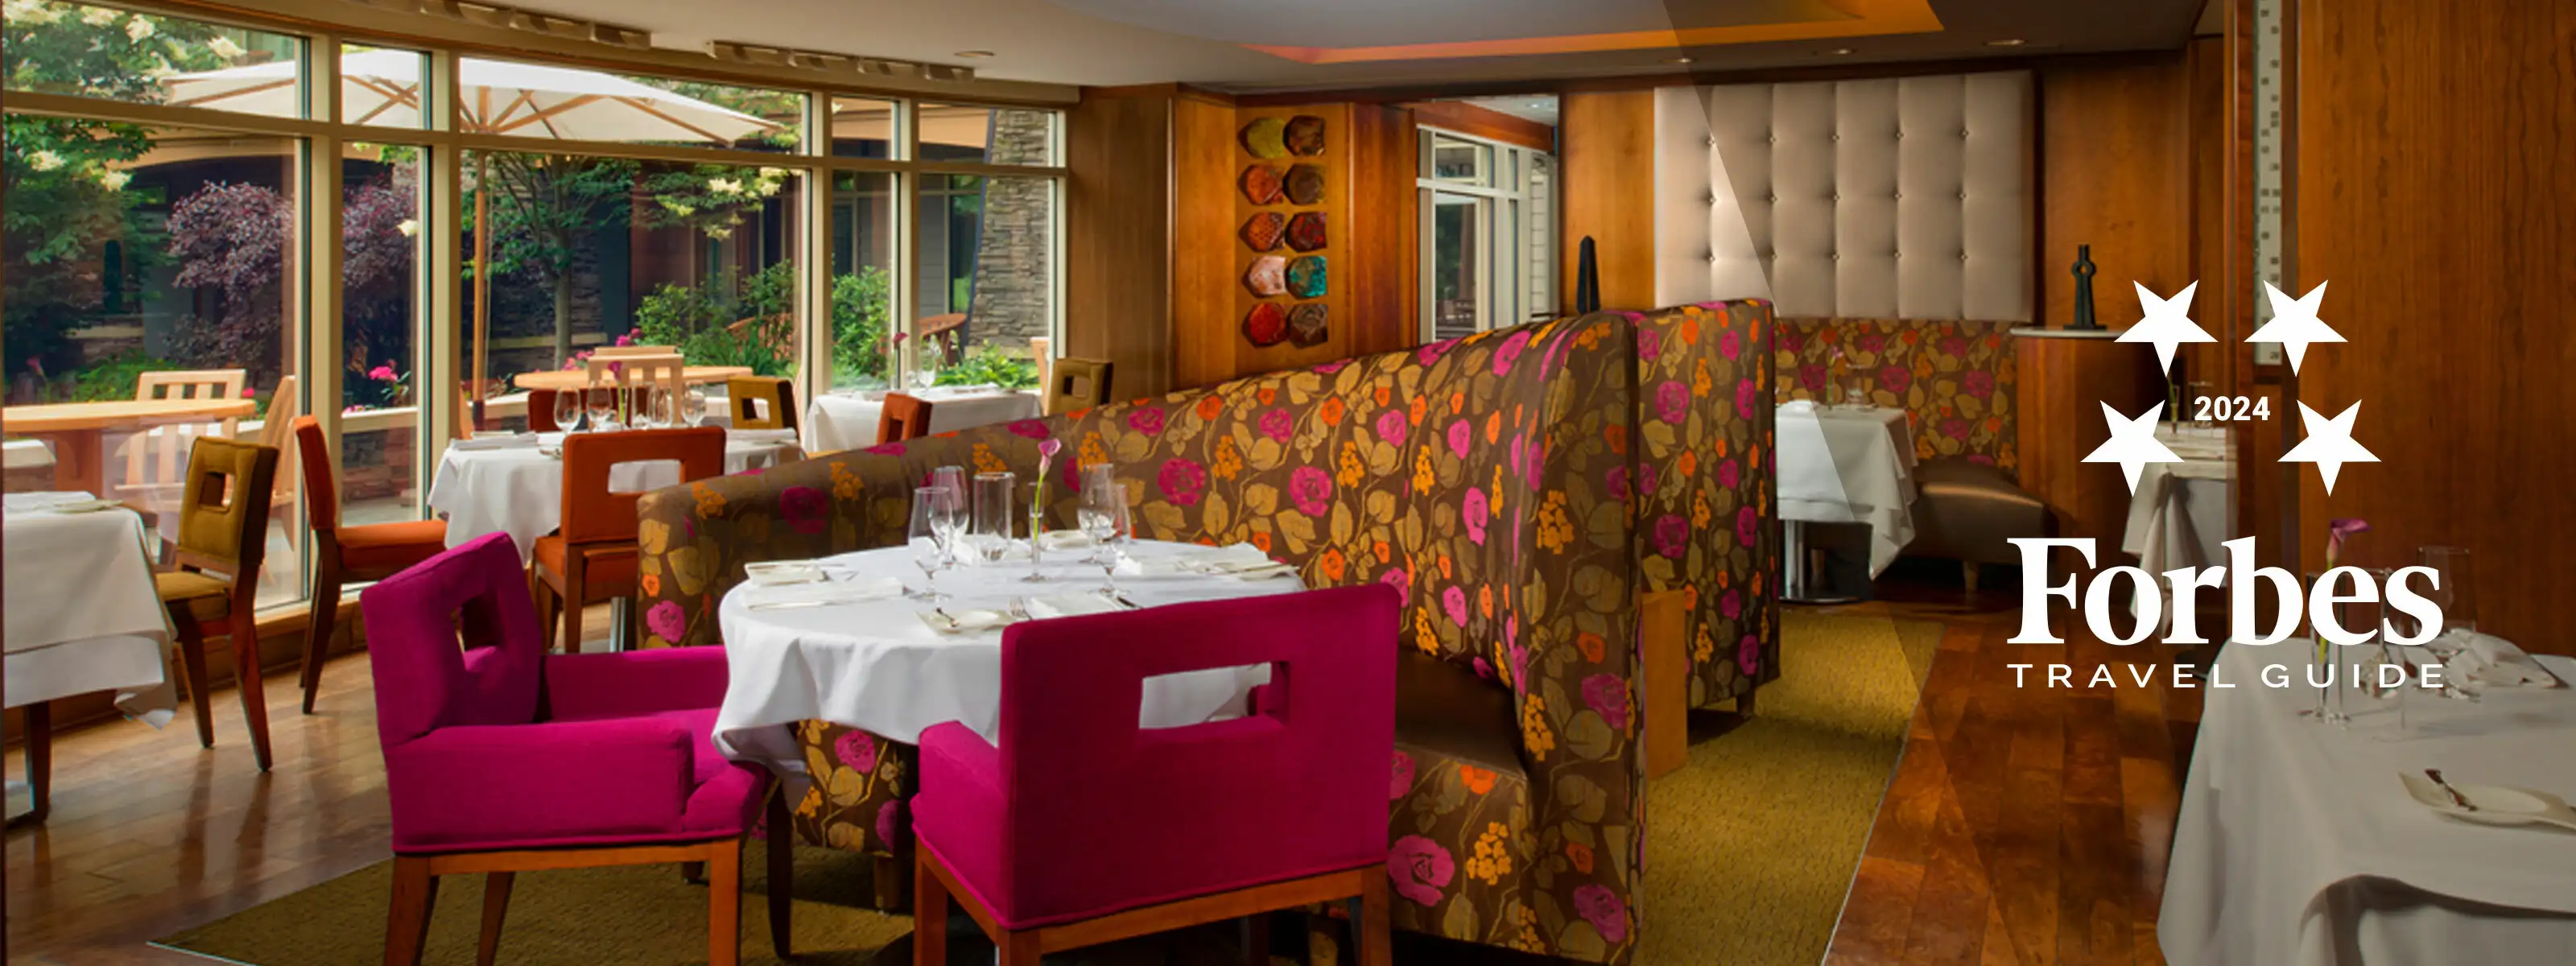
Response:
[[1240, 117, 1289, 159], [1244, 255, 1288, 296], [1243, 302, 1289, 346], [1282, 164, 1325, 205], [1283, 115, 1327, 156], [1240, 212, 1287, 252], [1238, 164, 1284, 205], [1285, 212, 1327, 252], [1288, 303, 1329, 346], [1286, 256, 1327, 299]]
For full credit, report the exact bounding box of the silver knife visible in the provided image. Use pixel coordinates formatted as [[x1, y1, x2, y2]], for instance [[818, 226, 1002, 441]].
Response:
[[2426, 769, 2477, 811]]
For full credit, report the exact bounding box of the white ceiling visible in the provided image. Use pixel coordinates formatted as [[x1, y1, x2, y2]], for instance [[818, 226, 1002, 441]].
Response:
[[510, 0, 2203, 92]]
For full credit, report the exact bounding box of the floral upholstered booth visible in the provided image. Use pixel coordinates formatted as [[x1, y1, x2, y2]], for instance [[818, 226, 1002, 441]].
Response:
[[636, 302, 1774, 964], [1773, 318, 2018, 476]]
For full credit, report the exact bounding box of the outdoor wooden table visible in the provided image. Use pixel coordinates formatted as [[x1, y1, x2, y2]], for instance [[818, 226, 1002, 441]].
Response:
[[2, 398, 259, 496], [510, 365, 755, 393]]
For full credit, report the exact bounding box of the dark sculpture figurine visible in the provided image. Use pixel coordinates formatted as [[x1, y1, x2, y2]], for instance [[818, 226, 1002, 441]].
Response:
[[2068, 244, 2101, 331]]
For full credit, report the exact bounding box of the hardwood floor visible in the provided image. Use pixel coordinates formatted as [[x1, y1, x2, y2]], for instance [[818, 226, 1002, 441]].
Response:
[[6, 586, 2196, 964]]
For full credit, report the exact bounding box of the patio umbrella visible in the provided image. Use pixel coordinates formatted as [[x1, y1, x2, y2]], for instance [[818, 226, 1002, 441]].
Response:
[[163, 52, 782, 419]]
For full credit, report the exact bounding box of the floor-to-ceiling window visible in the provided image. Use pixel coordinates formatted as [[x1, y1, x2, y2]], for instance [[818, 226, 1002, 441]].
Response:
[[2, 0, 1066, 614], [1417, 123, 1554, 341]]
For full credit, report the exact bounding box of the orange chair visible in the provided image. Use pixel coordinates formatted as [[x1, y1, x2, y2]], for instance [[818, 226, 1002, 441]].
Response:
[[532, 427, 725, 651], [290, 416, 450, 712], [877, 393, 935, 446], [526, 388, 565, 432]]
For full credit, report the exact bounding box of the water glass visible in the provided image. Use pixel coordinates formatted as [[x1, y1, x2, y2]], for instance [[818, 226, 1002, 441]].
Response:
[[1079, 464, 1119, 562], [2417, 546, 2476, 634], [970, 472, 1017, 564], [1080, 478, 1130, 599], [929, 466, 968, 549], [553, 390, 582, 432], [585, 387, 618, 431], [680, 387, 709, 427], [906, 489, 954, 601]]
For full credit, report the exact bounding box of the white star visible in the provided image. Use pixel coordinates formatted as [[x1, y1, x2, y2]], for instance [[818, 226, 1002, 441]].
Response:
[[2117, 281, 2215, 374], [2281, 400, 2379, 494], [2247, 281, 2343, 374], [2083, 402, 2183, 494]]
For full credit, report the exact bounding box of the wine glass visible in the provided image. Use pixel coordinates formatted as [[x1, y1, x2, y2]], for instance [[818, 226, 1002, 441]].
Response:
[[907, 488, 952, 601], [1079, 479, 1129, 600], [970, 472, 1016, 565], [585, 386, 617, 431], [552, 390, 581, 433], [680, 386, 709, 427], [2417, 546, 2476, 636], [1079, 464, 1118, 563], [928, 466, 968, 555]]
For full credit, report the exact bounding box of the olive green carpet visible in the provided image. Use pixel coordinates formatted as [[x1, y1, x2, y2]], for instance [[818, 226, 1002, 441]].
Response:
[[157, 612, 1938, 966]]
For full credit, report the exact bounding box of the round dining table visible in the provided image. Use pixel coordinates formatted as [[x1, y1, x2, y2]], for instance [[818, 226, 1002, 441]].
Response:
[[424, 428, 804, 563], [509, 365, 754, 393], [711, 539, 1299, 776], [1, 398, 258, 496]]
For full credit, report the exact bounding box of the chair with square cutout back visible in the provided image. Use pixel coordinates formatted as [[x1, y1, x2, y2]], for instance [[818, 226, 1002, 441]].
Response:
[[532, 427, 724, 650], [152, 436, 281, 771], [1043, 357, 1113, 416], [290, 415, 449, 713], [725, 376, 798, 432], [911, 584, 1399, 966], [877, 393, 934, 446], [362, 532, 791, 966]]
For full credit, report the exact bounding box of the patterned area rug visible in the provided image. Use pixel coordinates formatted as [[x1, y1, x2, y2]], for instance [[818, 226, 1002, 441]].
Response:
[[157, 612, 1938, 965]]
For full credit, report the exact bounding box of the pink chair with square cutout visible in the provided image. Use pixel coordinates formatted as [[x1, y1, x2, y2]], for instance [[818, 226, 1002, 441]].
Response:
[[911, 584, 1399, 966], [361, 533, 790, 966]]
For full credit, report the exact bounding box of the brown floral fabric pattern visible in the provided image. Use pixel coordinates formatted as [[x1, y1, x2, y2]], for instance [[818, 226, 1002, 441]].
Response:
[[635, 308, 1783, 964], [786, 720, 917, 856], [1623, 302, 1780, 708], [1773, 318, 2018, 477]]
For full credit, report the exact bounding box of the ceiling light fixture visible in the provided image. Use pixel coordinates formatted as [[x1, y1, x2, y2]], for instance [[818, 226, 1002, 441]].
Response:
[[952, 50, 996, 59], [1987, 38, 2027, 47], [1827, 47, 1856, 55]]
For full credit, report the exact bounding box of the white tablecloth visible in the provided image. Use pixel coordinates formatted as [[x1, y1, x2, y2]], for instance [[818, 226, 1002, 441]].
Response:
[[2160, 639, 2576, 966], [2, 493, 175, 726], [2123, 427, 2231, 622], [425, 431, 803, 562], [805, 386, 1042, 455], [713, 539, 1294, 774], [1775, 403, 1918, 576]]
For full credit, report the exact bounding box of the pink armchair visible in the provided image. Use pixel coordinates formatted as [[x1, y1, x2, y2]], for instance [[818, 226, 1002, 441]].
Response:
[[361, 533, 791, 966], [911, 584, 1401, 966]]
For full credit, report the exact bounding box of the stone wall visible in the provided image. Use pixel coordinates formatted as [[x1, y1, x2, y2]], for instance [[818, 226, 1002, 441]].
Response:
[[964, 110, 1054, 348]]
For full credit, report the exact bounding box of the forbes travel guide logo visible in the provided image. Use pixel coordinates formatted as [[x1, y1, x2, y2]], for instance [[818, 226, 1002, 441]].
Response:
[[2002, 281, 2452, 690]]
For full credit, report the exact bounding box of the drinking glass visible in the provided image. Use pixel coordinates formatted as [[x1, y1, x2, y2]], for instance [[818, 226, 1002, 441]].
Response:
[[1080, 479, 1129, 600], [929, 466, 969, 552], [970, 472, 1016, 565], [552, 390, 582, 432], [1079, 464, 1118, 563], [585, 386, 618, 431], [1843, 382, 1867, 409], [2417, 546, 2477, 635], [680, 387, 709, 427], [2300, 570, 2347, 724], [906, 488, 952, 601]]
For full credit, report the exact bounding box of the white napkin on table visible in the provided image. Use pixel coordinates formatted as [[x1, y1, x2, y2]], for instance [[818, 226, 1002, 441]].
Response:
[[1023, 593, 1126, 619], [4, 491, 96, 514], [745, 576, 904, 609], [1114, 543, 1282, 577], [1038, 530, 1095, 551], [1780, 399, 1818, 415], [2443, 630, 2562, 688], [451, 433, 541, 452], [729, 428, 802, 446], [919, 606, 1018, 634]]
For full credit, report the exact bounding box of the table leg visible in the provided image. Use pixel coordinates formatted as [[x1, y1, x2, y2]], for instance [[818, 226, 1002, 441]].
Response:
[[35, 430, 105, 497], [6, 702, 50, 828]]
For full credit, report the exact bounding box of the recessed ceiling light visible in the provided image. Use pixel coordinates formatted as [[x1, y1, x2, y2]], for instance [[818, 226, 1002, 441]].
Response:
[[1665, 56, 1694, 64], [952, 49, 996, 58], [1987, 38, 2026, 47], [1827, 47, 1856, 56]]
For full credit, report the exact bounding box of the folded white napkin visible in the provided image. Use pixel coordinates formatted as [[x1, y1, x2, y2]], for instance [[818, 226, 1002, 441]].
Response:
[[919, 606, 1017, 634], [1779, 399, 1818, 414], [1037, 530, 1095, 551], [926, 383, 1001, 397], [729, 428, 801, 445], [451, 433, 540, 452], [1023, 593, 1126, 619], [2442, 630, 2561, 688], [1115, 543, 1276, 576], [745, 576, 904, 609], [3, 491, 96, 514]]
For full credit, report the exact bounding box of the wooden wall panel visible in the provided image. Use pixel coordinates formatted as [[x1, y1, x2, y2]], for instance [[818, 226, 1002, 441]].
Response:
[[1065, 85, 1174, 399], [1347, 102, 1419, 358], [2294, 0, 2576, 654], [1558, 90, 1657, 313], [2015, 335, 2163, 543], [1170, 92, 1241, 390], [2037, 59, 2193, 331]]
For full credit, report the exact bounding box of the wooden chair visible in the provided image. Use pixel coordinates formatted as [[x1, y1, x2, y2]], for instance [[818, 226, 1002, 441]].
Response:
[[918, 312, 969, 366], [152, 436, 282, 772], [525, 389, 565, 432], [256, 375, 300, 548], [591, 343, 679, 359], [725, 376, 799, 431], [531, 427, 725, 651], [1045, 357, 1113, 416], [877, 393, 935, 446], [587, 353, 685, 425], [453, 380, 479, 441], [1027, 336, 1053, 396], [289, 415, 449, 713], [119, 369, 247, 502]]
